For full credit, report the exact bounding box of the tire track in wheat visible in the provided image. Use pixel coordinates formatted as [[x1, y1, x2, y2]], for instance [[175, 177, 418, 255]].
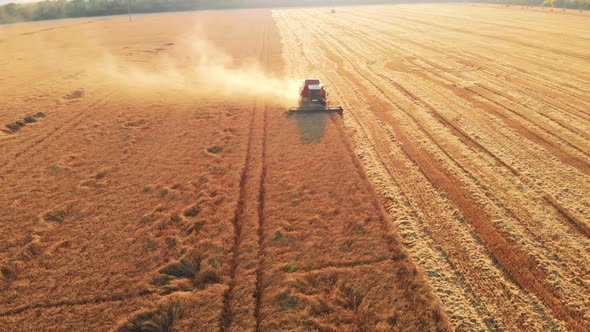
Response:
[[253, 104, 267, 332], [220, 21, 271, 332], [219, 100, 258, 331]]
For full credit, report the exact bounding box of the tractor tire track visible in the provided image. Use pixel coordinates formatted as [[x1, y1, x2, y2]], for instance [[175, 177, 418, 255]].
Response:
[[253, 105, 267, 332], [219, 100, 258, 332], [253, 24, 271, 332], [220, 22, 271, 332]]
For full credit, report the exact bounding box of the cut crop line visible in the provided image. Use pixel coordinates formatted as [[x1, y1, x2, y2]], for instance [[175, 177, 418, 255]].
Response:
[[376, 72, 590, 240], [320, 12, 590, 243], [328, 113, 426, 330], [361, 19, 590, 165], [331, 115, 421, 261], [329, 20, 590, 239], [467, 87, 590, 174], [345, 11, 590, 116], [311, 24, 587, 330], [410, 56, 590, 144], [476, 85, 590, 157], [387, 13, 590, 68], [300, 22, 490, 327]]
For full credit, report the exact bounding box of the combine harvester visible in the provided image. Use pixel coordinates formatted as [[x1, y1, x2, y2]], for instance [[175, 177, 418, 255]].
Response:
[[289, 78, 343, 116]]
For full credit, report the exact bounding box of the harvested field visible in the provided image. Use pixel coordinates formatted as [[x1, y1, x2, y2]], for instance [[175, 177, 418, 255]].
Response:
[[275, 4, 590, 331], [0, 3, 589, 331]]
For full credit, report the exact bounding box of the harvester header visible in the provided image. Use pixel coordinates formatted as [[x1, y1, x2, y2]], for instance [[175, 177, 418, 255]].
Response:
[[288, 78, 343, 116]]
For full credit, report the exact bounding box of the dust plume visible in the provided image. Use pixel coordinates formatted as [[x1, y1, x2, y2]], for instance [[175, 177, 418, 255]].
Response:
[[95, 26, 300, 106]]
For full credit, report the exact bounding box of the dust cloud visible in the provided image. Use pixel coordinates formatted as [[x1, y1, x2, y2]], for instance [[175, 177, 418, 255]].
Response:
[[2, 22, 300, 106], [96, 26, 300, 106]]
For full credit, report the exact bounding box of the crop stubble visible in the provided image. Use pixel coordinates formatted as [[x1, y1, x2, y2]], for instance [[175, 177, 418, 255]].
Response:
[[274, 4, 589, 331]]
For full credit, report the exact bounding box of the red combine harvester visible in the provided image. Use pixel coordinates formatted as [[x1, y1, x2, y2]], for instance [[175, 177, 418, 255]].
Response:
[[288, 78, 344, 116]]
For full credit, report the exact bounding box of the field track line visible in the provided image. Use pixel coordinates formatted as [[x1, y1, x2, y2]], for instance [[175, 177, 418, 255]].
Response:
[[254, 22, 271, 332], [413, 57, 590, 144], [468, 87, 590, 162], [385, 44, 590, 144], [398, 9, 590, 42], [220, 22, 270, 332], [311, 23, 588, 330], [0, 289, 155, 317], [338, 24, 590, 239], [319, 46, 499, 330], [330, 115, 417, 256], [253, 104, 267, 332], [218, 101, 257, 332], [345, 28, 590, 239], [329, 113, 453, 329]]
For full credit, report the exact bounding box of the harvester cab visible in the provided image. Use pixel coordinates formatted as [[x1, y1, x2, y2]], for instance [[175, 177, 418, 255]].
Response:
[[288, 78, 343, 116]]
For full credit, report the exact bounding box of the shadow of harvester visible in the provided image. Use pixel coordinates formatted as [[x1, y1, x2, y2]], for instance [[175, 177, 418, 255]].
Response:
[[289, 112, 331, 144]]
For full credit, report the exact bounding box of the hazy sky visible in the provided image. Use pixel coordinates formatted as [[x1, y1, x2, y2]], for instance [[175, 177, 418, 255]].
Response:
[[0, 0, 38, 4]]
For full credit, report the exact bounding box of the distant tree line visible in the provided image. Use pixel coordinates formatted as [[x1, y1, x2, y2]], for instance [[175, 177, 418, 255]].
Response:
[[0, 0, 587, 24], [3, 0, 385, 24], [472, 0, 590, 9]]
